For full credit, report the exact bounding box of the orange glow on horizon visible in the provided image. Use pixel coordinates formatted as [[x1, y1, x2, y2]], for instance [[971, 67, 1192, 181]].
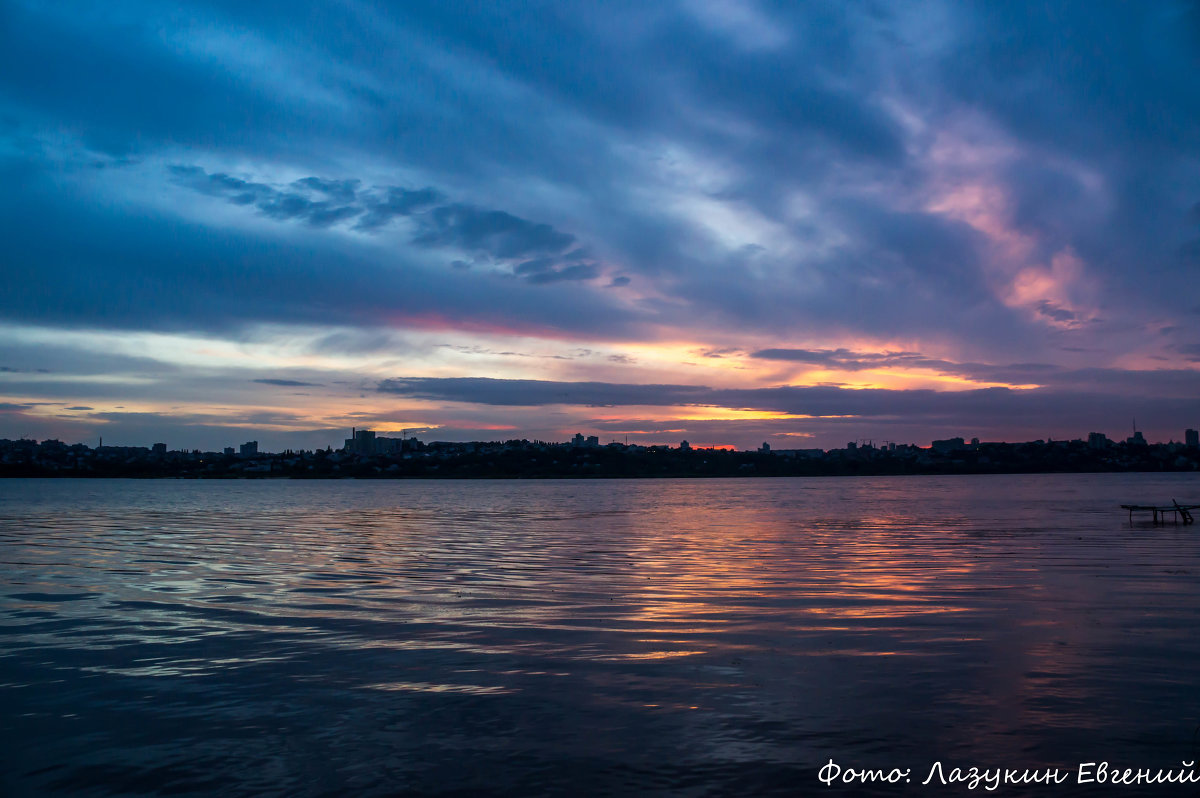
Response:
[[784, 368, 1041, 392]]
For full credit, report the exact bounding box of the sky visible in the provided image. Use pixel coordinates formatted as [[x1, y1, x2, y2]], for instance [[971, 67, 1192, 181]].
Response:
[[2, 0, 1199, 451]]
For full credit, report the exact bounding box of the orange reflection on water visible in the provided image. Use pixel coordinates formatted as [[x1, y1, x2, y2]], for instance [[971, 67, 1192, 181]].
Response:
[[603, 494, 987, 663]]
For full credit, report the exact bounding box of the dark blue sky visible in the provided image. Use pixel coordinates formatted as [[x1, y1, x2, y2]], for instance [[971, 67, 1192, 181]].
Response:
[[2, 1, 1198, 450]]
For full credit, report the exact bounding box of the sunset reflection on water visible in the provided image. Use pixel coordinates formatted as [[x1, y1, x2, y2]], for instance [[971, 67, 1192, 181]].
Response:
[[3, 474, 1200, 796]]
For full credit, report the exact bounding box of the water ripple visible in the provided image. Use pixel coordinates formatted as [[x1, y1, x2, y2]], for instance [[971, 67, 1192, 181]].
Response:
[[2, 474, 1200, 796]]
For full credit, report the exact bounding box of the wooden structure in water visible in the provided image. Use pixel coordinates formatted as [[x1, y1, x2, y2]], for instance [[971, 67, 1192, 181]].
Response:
[[1120, 500, 1198, 525]]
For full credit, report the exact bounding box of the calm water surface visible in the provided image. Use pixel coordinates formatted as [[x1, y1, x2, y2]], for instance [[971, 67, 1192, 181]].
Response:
[[2, 474, 1200, 796]]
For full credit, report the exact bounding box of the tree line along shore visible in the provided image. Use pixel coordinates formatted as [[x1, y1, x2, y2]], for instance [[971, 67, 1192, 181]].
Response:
[[3, 436, 1199, 478]]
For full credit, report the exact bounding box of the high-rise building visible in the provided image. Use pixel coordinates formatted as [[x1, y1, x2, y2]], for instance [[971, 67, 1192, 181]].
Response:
[[240, 441, 258, 457], [1187, 429, 1199, 448]]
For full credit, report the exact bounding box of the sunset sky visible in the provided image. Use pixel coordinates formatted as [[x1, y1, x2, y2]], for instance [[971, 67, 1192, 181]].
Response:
[[2, 1, 1199, 451]]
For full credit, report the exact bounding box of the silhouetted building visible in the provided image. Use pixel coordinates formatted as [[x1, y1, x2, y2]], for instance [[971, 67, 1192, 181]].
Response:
[[1187, 429, 1199, 448], [585, 435, 599, 447], [375, 437, 403, 455], [1127, 431, 1147, 447], [344, 428, 377, 455], [679, 440, 691, 451], [1087, 432, 1110, 449], [224, 447, 235, 456], [759, 442, 770, 453], [151, 443, 166, 456], [931, 437, 966, 453], [240, 441, 258, 457]]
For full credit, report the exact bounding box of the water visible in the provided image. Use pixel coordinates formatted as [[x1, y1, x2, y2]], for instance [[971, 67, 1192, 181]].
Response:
[[2, 474, 1200, 796]]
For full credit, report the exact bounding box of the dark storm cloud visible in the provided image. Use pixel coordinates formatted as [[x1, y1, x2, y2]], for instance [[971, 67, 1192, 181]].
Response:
[[170, 166, 363, 228], [378, 373, 1200, 417], [356, 187, 443, 231], [292, 177, 360, 203], [378, 377, 714, 407], [372, 376, 944, 413], [171, 165, 592, 282], [1034, 301, 1079, 324], [412, 204, 575, 259]]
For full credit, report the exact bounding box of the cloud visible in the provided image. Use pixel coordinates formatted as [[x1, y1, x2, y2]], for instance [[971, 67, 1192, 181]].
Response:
[[748, 348, 1200, 395], [252, 378, 322, 387], [356, 187, 444, 231], [171, 165, 597, 282], [435, 344, 578, 361], [412, 204, 575, 258], [525, 263, 599, 283], [0, 166, 644, 338], [375, 374, 1200, 436], [1034, 301, 1078, 324], [5, 0, 1200, 448], [292, 177, 361, 203], [751, 348, 936, 371], [170, 166, 363, 228], [378, 377, 714, 407], [169, 165, 579, 260], [372, 376, 949, 416]]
